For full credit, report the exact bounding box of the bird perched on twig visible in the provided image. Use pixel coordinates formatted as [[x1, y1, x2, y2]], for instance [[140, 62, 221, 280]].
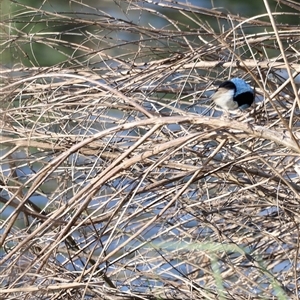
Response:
[[211, 77, 254, 112]]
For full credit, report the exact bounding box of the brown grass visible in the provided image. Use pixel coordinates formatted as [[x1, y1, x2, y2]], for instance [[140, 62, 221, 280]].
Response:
[[0, 0, 300, 299]]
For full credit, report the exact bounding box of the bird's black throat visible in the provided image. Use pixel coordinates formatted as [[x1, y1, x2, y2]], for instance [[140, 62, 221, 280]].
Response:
[[233, 91, 254, 107]]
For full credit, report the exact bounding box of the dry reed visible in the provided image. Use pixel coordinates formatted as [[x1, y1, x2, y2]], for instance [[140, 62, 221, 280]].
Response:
[[0, 0, 300, 299]]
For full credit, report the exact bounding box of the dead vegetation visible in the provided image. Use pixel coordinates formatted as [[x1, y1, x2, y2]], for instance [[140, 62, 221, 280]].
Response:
[[0, 0, 300, 299]]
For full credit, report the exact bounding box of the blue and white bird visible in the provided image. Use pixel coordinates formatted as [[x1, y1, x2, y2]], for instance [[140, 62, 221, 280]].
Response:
[[211, 77, 254, 111]]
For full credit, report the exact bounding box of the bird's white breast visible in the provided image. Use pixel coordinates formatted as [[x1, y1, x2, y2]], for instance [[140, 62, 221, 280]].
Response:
[[212, 88, 238, 110]]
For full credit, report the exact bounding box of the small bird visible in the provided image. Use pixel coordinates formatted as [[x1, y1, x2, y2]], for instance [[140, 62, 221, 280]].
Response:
[[211, 77, 254, 111]]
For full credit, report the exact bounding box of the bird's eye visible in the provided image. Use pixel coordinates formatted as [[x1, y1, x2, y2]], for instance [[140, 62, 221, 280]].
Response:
[[218, 81, 236, 91]]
